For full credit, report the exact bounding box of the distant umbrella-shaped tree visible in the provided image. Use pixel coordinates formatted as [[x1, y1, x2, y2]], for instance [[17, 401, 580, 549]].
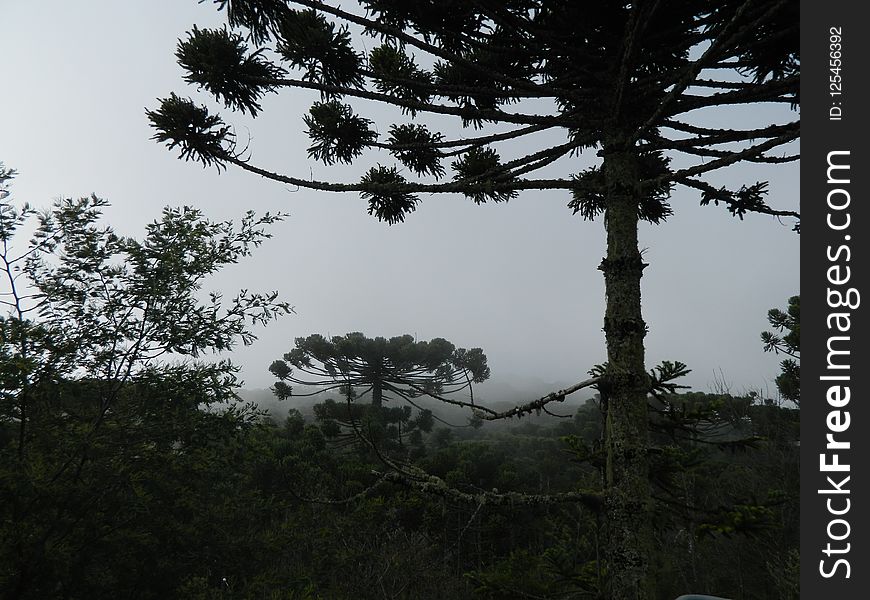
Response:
[[269, 332, 489, 443]]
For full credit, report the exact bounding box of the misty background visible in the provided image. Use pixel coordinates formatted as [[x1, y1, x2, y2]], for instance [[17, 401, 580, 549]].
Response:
[[0, 1, 799, 412]]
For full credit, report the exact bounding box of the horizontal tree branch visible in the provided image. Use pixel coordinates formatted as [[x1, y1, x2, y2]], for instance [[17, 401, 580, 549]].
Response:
[[647, 121, 798, 151], [376, 469, 603, 509], [674, 145, 798, 164], [650, 131, 799, 184], [676, 177, 800, 220], [669, 75, 798, 116], [359, 68, 549, 100], [378, 122, 556, 151]]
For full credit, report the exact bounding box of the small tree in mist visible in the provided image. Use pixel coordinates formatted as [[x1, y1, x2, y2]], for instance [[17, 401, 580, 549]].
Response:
[[150, 2, 799, 596]]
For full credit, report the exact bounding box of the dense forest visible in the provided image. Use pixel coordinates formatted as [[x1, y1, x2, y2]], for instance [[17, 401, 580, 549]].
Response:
[[1, 168, 798, 598]]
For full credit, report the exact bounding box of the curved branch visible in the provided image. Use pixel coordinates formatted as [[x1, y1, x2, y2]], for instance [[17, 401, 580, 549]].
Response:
[[287, 471, 392, 505], [223, 154, 576, 194], [407, 377, 601, 421]]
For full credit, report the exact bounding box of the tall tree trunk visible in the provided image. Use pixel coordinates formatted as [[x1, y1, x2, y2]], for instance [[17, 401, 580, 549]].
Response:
[[600, 144, 652, 600]]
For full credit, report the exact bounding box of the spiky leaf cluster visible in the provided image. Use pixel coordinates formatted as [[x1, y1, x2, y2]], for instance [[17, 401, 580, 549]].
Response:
[[569, 153, 674, 224], [387, 124, 444, 178], [432, 39, 529, 116], [359, 0, 483, 49], [146, 94, 233, 169], [176, 26, 284, 117], [211, 0, 291, 44], [303, 101, 376, 165], [369, 45, 433, 109], [761, 295, 800, 404], [359, 165, 418, 224], [700, 181, 771, 220], [451, 147, 517, 204], [648, 361, 692, 399], [276, 9, 363, 88]]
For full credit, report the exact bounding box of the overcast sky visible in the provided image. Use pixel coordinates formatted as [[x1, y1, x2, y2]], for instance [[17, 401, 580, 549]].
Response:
[[1, 1, 799, 398]]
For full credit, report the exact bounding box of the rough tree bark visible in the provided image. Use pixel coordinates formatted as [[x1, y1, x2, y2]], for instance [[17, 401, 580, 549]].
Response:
[[601, 138, 652, 599]]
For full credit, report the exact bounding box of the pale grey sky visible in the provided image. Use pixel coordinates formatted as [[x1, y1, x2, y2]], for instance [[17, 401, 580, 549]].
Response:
[[1, 1, 799, 397]]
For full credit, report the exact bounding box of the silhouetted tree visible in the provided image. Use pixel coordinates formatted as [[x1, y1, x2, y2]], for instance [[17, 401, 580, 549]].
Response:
[[150, 2, 799, 596], [270, 333, 488, 445]]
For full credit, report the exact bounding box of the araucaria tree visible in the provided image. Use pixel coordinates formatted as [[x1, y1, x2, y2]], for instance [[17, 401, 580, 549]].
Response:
[[271, 333, 489, 408], [269, 332, 489, 444], [149, 1, 799, 597]]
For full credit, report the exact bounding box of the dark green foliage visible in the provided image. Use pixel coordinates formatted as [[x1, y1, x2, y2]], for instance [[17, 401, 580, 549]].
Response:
[[387, 123, 445, 178], [360, 0, 483, 47], [369, 45, 433, 109], [177, 26, 284, 116], [718, 0, 800, 83], [648, 361, 693, 398], [451, 147, 517, 204], [211, 0, 291, 45], [276, 9, 363, 89], [303, 100, 377, 164], [359, 165, 418, 224], [570, 152, 674, 224], [762, 295, 800, 405], [432, 55, 502, 123], [146, 93, 233, 168]]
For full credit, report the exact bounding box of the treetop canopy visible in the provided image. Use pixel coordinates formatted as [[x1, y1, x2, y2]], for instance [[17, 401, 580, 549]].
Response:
[[149, 0, 799, 228]]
